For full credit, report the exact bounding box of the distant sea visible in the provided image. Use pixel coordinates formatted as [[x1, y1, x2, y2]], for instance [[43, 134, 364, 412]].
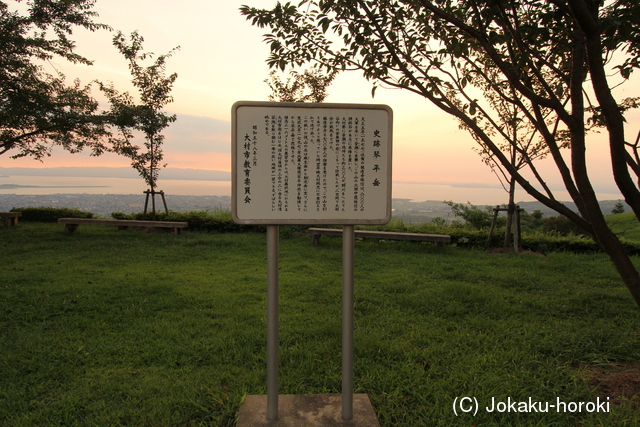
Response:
[[0, 175, 231, 198], [0, 174, 625, 206]]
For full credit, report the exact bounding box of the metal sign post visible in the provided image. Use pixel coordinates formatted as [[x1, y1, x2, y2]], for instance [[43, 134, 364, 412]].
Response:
[[342, 224, 355, 420], [233, 102, 391, 425], [266, 225, 279, 420]]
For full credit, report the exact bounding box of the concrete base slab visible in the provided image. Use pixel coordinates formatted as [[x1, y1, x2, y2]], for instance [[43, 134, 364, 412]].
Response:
[[237, 394, 380, 427]]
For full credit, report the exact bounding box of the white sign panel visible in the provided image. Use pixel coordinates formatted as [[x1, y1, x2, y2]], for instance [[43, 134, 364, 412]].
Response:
[[232, 102, 392, 224]]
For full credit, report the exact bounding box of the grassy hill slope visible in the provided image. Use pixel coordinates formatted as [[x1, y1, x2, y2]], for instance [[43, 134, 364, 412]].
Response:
[[606, 212, 640, 241]]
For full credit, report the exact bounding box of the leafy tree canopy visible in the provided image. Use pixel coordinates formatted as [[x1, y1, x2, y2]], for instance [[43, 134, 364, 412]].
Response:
[[241, 0, 640, 306], [1, 0, 112, 159]]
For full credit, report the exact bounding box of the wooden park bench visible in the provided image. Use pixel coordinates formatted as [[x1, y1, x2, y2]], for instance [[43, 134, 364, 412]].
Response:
[[306, 228, 451, 247], [0, 211, 21, 228], [58, 218, 188, 235]]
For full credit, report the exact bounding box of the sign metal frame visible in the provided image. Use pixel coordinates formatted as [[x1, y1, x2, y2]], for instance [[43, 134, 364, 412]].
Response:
[[232, 101, 393, 225]]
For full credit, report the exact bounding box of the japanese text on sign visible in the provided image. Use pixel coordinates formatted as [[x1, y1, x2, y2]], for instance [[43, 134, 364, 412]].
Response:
[[232, 102, 392, 224]]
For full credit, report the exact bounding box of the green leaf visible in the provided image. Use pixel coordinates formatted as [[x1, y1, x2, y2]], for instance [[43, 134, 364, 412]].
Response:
[[469, 101, 477, 116], [320, 17, 331, 33]]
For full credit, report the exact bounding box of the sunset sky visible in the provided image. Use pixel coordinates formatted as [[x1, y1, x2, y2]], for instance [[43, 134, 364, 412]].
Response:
[[2, 0, 639, 204]]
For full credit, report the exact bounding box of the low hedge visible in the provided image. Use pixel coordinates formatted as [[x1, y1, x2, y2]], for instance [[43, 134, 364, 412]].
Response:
[[10, 207, 93, 222], [361, 219, 640, 255], [111, 210, 252, 233], [12, 206, 640, 255], [442, 229, 640, 255], [110, 210, 308, 236]]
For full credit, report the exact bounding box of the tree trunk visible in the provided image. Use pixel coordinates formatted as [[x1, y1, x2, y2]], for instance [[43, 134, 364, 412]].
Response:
[[504, 178, 516, 248], [592, 219, 640, 307], [151, 189, 157, 221], [564, 0, 640, 308]]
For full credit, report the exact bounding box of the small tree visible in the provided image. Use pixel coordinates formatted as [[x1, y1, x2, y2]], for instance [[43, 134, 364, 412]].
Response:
[[461, 68, 554, 248], [612, 202, 626, 215], [101, 31, 178, 219]]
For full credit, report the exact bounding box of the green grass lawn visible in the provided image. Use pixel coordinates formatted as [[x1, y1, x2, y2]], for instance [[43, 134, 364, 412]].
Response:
[[1, 223, 639, 426]]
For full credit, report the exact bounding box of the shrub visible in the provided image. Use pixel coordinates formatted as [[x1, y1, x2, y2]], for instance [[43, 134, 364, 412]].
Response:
[[430, 217, 447, 227], [444, 201, 494, 229], [541, 215, 585, 236], [11, 207, 93, 222], [522, 232, 599, 254], [448, 228, 500, 248], [520, 209, 544, 231]]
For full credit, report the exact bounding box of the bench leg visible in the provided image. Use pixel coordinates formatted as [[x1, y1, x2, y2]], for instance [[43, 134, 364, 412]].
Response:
[[2, 218, 9, 228], [64, 224, 79, 234], [172, 228, 181, 235], [311, 234, 321, 246]]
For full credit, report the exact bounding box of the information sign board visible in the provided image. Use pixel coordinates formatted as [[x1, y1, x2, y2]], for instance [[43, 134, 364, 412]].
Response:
[[232, 101, 392, 224]]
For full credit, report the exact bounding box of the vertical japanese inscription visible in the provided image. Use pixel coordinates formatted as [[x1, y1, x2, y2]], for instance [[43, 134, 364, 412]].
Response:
[[233, 103, 391, 224]]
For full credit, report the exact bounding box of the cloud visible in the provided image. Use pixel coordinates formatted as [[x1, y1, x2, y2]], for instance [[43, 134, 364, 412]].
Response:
[[163, 114, 230, 153]]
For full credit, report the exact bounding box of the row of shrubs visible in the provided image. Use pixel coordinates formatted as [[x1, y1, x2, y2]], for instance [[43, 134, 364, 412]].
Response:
[[10, 207, 93, 222], [111, 210, 313, 237], [10, 206, 640, 255], [9, 207, 305, 236], [364, 218, 640, 254]]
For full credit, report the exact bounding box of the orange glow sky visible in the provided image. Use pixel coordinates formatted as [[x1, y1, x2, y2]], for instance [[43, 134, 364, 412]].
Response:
[[2, 0, 638, 204]]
